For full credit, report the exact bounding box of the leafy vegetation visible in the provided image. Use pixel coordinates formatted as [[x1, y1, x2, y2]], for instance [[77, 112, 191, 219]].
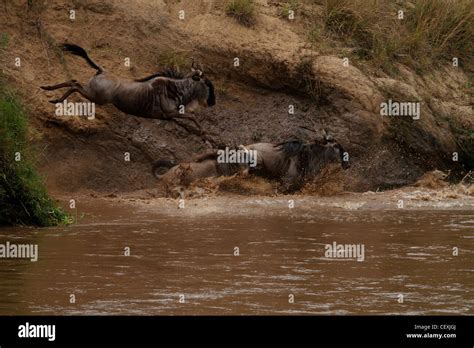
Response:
[[156, 50, 189, 71], [308, 0, 474, 73], [226, 0, 256, 27], [0, 34, 70, 226], [279, 0, 300, 19]]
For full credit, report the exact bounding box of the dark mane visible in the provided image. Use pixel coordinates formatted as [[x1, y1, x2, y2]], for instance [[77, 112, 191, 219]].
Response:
[[298, 142, 330, 177], [275, 140, 305, 157], [135, 68, 184, 82]]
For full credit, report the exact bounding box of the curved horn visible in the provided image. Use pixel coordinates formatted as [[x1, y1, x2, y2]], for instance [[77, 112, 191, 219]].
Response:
[[190, 57, 198, 71], [319, 118, 327, 135], [190, 57, 204, 74], [152, 159, 175, 179], [319, 118, 333, 142]]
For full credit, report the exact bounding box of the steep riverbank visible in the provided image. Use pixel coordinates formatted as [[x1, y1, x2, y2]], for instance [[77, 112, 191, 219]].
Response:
[[0, 0, 472, 199]]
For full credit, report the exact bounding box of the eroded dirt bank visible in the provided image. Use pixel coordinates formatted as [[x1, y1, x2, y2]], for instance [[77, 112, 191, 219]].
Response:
[[0, 0, 472, 197]]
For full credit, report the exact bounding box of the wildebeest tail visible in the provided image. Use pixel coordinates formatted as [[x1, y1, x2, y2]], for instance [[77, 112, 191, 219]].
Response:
[[204, 78, 216, 106], [152, 159, 175, 179], [62, 44, 103, 73]]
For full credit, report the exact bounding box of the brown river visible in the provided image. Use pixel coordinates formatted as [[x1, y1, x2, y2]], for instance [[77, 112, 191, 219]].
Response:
[[0, 193, 473, 315]]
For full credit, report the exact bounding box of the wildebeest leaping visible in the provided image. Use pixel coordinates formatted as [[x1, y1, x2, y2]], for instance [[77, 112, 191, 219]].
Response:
[[41, 44, 215, 136], [153, 133, 350, 192]]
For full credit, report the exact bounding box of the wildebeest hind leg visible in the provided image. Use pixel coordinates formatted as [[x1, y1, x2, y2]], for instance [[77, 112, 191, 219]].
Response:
[[48, 83, 94, 104], [41, 80, 77, 90], [74, 85, 94, 102], [49, 88, 79, 104]]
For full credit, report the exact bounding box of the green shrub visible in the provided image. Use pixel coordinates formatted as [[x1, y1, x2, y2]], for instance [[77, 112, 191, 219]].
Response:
[[317, 0, 474, 72], [404, 0, 474, 70], [0, 48, 70, 226], [279, 0, 300, 20], [226, 0, 256, 27], [156, 50, 189, 71]]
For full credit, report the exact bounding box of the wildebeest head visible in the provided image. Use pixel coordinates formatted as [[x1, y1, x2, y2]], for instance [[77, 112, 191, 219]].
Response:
[[267, 135, 350, 193], [186, 60, 216, 107], [299, 120, 350, 170], [313, 134, 350, 170]]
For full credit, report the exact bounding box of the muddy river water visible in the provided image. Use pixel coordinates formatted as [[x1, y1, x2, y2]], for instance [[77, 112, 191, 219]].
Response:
[[0, 195, 472, 315]]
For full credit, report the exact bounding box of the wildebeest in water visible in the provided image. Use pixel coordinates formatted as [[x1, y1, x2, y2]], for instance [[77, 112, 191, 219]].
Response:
[[154, 134, 350, 192]]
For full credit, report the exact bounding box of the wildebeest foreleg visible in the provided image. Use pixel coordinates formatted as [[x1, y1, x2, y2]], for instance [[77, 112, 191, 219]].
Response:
[[170, 117, 202, 135], [170, 118, 219, 147], [172, 113, 203, 133]]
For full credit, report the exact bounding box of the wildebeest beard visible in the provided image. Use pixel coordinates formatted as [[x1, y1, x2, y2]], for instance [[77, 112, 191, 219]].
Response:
[[204, 79, 216, 106], [299, 143, 325, 178], [270, 140, 347, 191]]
